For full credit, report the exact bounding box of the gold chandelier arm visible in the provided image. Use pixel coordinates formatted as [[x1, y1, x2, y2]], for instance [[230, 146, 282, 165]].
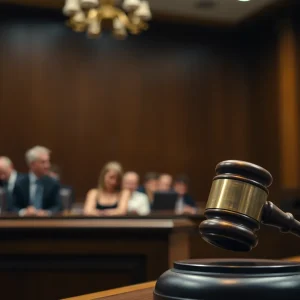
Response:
[[87, 8, 99, 20], [100, 0, 115, 4], [63, 0, 150, 37], [67, 14, 87, 32], [116, 11, 131, 28], [116, 11, 146, 34]]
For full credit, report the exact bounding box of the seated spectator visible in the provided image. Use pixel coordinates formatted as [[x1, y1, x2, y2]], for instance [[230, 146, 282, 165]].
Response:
[[0, 156, 24, 211], [137, 172, 159, 206], [123, 171, 150, 216], [48, 164, 61, 181], [13, 146, 62, 216], [157, 173, 173, 192], [173, 174, 197, 215], [84, 161, 130, 216], [48, 164, 75, 211]]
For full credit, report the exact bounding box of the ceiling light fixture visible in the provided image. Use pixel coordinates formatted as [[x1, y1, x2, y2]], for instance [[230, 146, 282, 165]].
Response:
[[62, 0, 152, 39]]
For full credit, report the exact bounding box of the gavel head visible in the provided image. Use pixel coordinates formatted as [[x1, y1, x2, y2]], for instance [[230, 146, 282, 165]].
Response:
[[199, 160, 273, 252]]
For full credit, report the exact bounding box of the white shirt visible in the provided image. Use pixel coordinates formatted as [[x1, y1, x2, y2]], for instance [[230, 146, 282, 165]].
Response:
[[128, 191, 150, 216], [175, 196, 185, 214], [7, 170, 17, 193]]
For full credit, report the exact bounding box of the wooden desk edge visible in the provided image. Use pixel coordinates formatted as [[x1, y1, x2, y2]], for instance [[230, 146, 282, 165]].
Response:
[[61, 259, 299, 300], [0, 218, 195, 229], [62, 281, 156, 300]]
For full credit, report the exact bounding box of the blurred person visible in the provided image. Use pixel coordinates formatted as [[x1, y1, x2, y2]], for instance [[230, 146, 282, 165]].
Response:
[[157, 173, 173, 192], [173, 174, 197, 215], [0, 156, 24, 211], [48, 164, 61, 181], [137, 172, 159, 206], [48, 164, 75, 211], [13, 146, 62, 216], [84, 161, 130, 216], [123, 171, 150, 216]]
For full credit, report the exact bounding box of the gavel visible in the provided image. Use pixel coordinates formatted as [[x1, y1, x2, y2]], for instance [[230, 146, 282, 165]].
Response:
[[154, 161, 300, 300], [199, 160, 300, 252]]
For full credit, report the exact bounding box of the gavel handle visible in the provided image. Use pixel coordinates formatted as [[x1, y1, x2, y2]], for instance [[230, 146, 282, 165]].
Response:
[[262, 201, 300, 238]]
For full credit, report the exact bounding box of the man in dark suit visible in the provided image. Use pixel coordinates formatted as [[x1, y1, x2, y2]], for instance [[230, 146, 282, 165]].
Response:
[[0, 156, 24, 211], [173, 174, 197, 215], [13, 146, 62, 217]]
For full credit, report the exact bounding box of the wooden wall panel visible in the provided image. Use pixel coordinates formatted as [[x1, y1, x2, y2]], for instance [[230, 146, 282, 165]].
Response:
[[241, 23, 281, 200], [0, 4, 292, 204], [243, 11, 300, 199], [278, 21, 300, 189]]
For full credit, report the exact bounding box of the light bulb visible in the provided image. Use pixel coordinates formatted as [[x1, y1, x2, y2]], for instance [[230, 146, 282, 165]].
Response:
[[113, 18, 125, 30], [73, 10, 86, 23], [63, 0, 81, 16], [87, 19, 101, 37], [122, 0, 140, 11], [134, 1, 151, 21], [113, 19, 127, 39]]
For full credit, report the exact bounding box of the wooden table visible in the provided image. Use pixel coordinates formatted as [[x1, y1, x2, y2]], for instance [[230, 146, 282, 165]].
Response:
[[1, 214, 300, 300], [62, 281, 156, 300], [0, 216, 196, 300]]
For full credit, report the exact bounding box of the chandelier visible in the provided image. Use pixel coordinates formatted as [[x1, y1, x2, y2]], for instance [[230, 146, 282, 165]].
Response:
[[62, 0, 152, 39]]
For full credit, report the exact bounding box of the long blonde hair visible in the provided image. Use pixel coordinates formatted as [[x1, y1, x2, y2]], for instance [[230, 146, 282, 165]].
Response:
[[97, 161, 123, 192]]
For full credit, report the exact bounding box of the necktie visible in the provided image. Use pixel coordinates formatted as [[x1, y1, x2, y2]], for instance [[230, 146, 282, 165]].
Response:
[[3, 181, 10, 207], [0, 184, 7, 212], [33, 180, 43, 210]]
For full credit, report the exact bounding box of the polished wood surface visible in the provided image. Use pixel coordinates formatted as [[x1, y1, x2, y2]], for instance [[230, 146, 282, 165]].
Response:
[[240, 10, 300, 198], [278, 21, 300, 189], [63, 281, 156, 300], [283, 256, 300, 262], [0, 217, 194, 229], [0, 216, 195, 300], [0, 215, 298, 300]]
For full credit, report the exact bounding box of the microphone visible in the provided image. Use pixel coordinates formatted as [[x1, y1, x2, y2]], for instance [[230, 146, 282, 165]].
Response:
[[199, 160, 300, 252]]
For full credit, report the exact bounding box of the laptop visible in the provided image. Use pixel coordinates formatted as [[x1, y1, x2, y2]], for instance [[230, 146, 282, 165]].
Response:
[[152, 191, 178, 211]]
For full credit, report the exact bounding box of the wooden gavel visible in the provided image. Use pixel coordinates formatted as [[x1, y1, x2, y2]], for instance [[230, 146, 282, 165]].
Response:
[[199, 160, 300, 252]]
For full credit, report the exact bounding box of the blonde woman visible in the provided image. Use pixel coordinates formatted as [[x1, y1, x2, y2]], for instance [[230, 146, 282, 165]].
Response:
[[84, 162, 130, 216]]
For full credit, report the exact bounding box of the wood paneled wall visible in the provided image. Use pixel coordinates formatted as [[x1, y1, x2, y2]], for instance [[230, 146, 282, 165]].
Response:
[[243, 10, 300, 198], [278, 20, 300, 189], [0, 4, 299, 203]]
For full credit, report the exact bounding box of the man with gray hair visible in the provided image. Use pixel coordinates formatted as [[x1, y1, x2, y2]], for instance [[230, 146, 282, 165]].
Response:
[[13, 146, 62, 216], [0, 156, 24, 211]]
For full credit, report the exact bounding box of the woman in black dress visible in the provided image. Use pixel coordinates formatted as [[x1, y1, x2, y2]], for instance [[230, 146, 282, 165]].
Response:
[[84, 161, 130, 216]]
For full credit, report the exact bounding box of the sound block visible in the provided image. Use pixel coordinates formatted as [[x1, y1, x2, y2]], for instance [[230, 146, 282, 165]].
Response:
[[154, 259, 300, 300]]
